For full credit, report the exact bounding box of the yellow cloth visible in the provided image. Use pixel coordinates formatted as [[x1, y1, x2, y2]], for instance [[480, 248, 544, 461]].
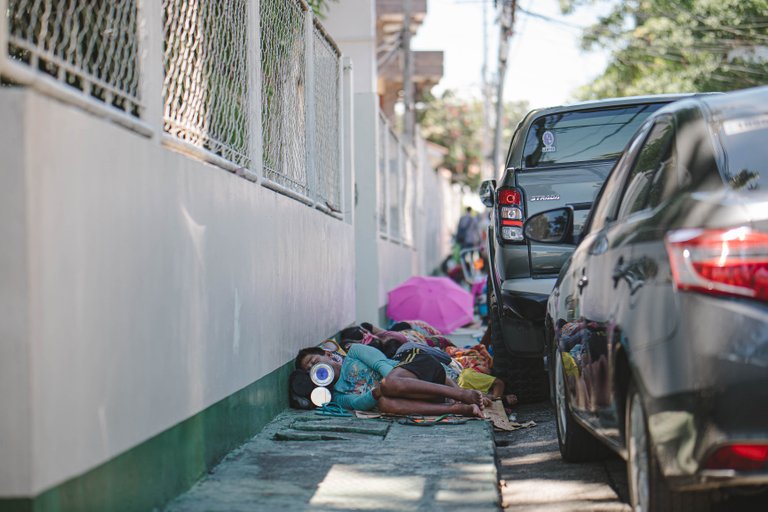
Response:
[[561, 352, 579, 378], [457, 368, 496, 393]]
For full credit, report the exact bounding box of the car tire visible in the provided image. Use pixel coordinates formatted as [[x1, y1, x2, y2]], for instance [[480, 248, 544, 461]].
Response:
[[553, 345, 607, 462], [488, 279, 549, 404], [626, 383, 712, 512]]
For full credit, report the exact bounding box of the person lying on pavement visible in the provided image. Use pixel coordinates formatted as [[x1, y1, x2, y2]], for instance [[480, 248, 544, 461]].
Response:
[[295, 343, 487, 418], [341, 322, 518, 410]]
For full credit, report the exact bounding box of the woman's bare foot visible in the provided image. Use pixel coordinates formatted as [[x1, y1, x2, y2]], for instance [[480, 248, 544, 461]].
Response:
[[457, 388, 484, 406], [450, 403, 485, 418]]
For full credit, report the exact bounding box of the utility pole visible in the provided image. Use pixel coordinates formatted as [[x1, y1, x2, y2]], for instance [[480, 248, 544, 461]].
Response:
[[492, 0, 516, 174], [402, 0, 415, 146], [482, 0, 493, 181]]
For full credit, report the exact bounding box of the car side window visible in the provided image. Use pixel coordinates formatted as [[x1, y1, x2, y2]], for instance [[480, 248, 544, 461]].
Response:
[[617, 117, 675, 219], [587, 122, 652, 233], [647, 137, 679, 209], [677, 110, 722, 192]]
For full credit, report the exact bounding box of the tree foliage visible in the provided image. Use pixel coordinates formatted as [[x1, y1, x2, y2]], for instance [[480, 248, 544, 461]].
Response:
[[307, 0, 338, 19], [417, 90, 528, 188], [560, 0, 768, 99]]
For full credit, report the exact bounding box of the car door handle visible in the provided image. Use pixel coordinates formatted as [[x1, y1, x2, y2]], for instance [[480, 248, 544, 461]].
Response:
[[578, 275, 589, 293], [612, 263, 630, 288]]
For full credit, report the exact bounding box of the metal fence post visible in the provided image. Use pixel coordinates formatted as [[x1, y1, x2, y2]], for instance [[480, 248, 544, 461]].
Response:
[[341, 56, 353, 224], [304, 9, 317, 205], [246, 0, 263, 183], [137, 0, 164, 139]]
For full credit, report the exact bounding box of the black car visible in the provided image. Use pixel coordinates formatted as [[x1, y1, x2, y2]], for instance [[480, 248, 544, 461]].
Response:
[[527, 86, 768, 511], [480, 94, 691, 402]]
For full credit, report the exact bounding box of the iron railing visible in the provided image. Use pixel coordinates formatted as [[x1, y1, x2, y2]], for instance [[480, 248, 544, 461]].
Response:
[[1, 0, 345, 217], [377, 113, 416, 246], [4, 0, 141, 116]]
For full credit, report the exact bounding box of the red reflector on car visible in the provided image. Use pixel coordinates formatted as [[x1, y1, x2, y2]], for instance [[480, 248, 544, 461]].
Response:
[[501, 220, 523, 227], [704, 444, 768, 471], [665, 227, 768, 301], [498, 188, 522, 206]]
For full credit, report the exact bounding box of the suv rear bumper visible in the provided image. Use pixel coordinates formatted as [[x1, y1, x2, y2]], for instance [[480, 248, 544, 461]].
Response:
[[495, 277, 556, 356], [500, 277, 556, 322]]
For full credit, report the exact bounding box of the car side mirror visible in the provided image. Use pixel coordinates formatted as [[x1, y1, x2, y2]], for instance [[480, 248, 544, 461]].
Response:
[[523, 207, 574, 244], [479, 180, 496, 207]]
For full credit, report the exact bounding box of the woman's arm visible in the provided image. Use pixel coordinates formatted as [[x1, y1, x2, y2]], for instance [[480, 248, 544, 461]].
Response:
[[347, 343, 396, 377]]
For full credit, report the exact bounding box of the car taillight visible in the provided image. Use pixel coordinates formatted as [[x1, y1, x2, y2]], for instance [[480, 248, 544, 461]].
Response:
[[497, 187, 524, 242], [665, 227, 768, 301], [704, 444, 768, 471]]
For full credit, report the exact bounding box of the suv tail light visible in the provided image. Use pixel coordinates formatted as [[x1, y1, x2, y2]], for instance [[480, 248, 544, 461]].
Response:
[[497, 187, 524, 242], [665, 227, 768, 301], [704, 444, 768, 471]]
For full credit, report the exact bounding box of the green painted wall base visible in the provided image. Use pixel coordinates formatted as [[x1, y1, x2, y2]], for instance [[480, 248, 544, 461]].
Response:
[[0, 363, 292, 512]]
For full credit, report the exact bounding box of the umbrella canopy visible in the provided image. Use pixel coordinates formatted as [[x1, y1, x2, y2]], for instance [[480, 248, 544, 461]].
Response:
[[387, 276, 474, 334]]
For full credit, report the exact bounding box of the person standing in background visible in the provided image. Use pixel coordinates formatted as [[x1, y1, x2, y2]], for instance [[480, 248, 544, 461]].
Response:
[[455, 207, 481, 249]]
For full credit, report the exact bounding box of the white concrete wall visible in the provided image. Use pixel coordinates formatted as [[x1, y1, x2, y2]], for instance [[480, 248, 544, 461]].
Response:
[[352, 92, 383, 324], [0, 91, 33, 495], [377, 241, 417, 312], [0, 90, 355, 495]]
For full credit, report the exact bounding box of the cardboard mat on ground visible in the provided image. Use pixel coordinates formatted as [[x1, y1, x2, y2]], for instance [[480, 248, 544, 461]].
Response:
[[485, 400, 536, 431]]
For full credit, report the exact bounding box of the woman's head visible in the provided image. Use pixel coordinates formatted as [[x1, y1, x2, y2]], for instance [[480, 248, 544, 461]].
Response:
[[295, 347, 325, 370], [294, 347, 342, 382], [339, 325, 367, 343]]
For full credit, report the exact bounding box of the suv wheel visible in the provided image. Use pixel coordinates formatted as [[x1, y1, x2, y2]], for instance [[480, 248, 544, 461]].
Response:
[[488, 278, 549, 404]]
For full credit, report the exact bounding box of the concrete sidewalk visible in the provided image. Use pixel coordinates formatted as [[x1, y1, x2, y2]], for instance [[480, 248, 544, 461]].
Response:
[[164, 409, 500, 512]]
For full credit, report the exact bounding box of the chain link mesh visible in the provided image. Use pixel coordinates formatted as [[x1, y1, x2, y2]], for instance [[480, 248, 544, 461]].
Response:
[[163, 0, 250, 167], [261, 0, 307, 196], [5, 0, 141, 115], [312, 21, 341, 211]]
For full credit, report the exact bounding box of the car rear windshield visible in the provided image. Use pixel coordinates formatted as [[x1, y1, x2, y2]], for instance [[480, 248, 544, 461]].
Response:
[[719, 113, 768, 191], [522, 104, 667, 168]]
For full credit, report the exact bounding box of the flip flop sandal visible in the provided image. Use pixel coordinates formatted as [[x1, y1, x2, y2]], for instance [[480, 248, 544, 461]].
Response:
[[315, 402, 352, 417]]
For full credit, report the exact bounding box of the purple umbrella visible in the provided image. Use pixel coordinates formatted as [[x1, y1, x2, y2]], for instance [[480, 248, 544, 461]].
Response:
[[386, 276, 474, 334]]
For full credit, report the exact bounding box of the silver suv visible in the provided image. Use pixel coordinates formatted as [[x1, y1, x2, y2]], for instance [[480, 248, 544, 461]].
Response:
[[481, 95, 690, 402]]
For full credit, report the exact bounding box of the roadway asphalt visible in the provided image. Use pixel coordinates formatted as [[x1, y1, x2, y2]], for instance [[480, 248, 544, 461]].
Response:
[[496, 402, 767, 512], [495, 403, 630, 512]]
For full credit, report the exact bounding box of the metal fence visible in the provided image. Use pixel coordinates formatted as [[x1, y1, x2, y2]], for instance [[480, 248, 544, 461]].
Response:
[[312, 19, 341, 212], [4, 0, 141, 116], [377, 113, 416, 246], [163, 0, 250, 168], [260, 0, 308, 196], [1, 0, 345, 217]]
